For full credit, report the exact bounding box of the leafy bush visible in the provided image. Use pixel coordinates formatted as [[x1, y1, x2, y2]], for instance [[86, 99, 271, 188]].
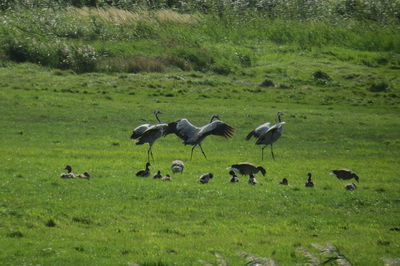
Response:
[[1, 35, 97, 72]]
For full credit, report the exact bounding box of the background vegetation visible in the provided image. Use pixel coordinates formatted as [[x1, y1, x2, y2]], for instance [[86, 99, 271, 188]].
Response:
[[0, 0, 399, 265]]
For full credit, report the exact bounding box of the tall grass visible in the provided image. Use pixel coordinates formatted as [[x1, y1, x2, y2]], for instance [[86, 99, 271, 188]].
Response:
[[1, 1, 399, 73]]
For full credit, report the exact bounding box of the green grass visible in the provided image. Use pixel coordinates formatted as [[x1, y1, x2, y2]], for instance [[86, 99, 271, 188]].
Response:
[[1, 2, 400, 264], [0, 56, 400, 265]]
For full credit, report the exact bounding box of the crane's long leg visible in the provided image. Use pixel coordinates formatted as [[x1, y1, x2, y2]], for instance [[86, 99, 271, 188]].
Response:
[[271, 144, 275, 160], [198, 143, 208, 160], [150, 149, 155, 162], [190, 145, 196, 160], [147, 146, 152, 163], [261, 146, 266, 161]]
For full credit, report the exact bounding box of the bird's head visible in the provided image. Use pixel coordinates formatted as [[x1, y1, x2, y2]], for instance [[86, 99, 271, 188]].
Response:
[[82, 172, 90, 178], [64, 165, 72, 172], [353, 173, 359, 182], [146, 162, 151, 168], [154, 110, 162, 115], [257, 166, 266, 176], [229, 170, 236, 176], [210, 114, 220, 122], [307, 173, 312, 178]]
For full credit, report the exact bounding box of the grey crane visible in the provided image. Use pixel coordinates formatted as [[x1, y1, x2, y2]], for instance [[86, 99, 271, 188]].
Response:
[[130, 110, 171, 162], [168, 114, 234, 160], [246, 112, 286, 160]]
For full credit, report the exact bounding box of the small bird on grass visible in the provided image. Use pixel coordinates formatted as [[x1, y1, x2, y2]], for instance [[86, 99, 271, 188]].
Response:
[[248, 174, 257, 185], [77, 172, 90, 179], [136, 162, 151, 177], [199, 173, 213, 184], [171, 160, 184, 174], [305, 173, 314, 187], [60, 165, 75, 179], [229, 162, 266, 184], [279, 178, 288, 185], [345, 183, 357, 191], [229, 170, 239, 183], [162, 174, 172, 181], [153, 170, 162, 179]]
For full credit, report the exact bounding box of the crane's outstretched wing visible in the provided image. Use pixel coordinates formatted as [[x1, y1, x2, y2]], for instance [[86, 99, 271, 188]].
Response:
[[246, 122, 271, 140], [168, 119, 199, 142], [131, 123, 151, 139], [199, 120, 234, 138], [136, 123, 169, 145], [256, 121, 285, 145]]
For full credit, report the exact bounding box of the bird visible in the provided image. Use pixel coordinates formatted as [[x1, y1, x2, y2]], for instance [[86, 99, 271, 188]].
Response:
[[136, 162, 150, 177], [60, 165, 75, 179], [305, 173, 314, 187], [171, 160, 184, 174], [199, 173, 213, 184], [248, 174, 257, 185], [229, 162, 266, 184], [229, 162, 266, 176], [162, 174, 172, 181], [229, 170, 239, 183], [331, 169, 359, 183], [246, 111, 286, 160], [279, 178, 288, 185], [131, 110, 171, 162], [345, 183, 357, 191], [77, 172, 90, 179], [153, 170, 162, 179], [167, 114, 234, 160]]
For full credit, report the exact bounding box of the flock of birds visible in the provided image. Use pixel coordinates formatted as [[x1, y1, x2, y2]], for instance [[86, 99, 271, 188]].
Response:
[[130, 110, 283, 162], [59, 110, 360, 190], [130, 160, 359, 189]]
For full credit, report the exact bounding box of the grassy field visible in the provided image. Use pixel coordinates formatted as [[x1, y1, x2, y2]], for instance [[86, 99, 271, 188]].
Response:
[[1, 1, 400, 265]]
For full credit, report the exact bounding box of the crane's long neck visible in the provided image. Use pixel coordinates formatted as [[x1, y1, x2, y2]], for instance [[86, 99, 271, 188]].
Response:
[[277, 113, 282, 123], [155, 113, 161, 123]]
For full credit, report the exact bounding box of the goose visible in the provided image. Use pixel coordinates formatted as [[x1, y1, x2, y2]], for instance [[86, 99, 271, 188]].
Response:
[[162, 174, 172, 181], [60, 165, 75, 179], [305, 173, 314, 187], [229, 170, 239, 183], [199, 173, 213, 184], [345, 183, 357, 191], [77, 172, 90, 179], [171, 160, 184, 174], [331, 169, 359, 183], [153, 170, 162, 179], [279, 178, 288, 185], [136, 162, 150, 177], [248, 174, 257, 185]]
